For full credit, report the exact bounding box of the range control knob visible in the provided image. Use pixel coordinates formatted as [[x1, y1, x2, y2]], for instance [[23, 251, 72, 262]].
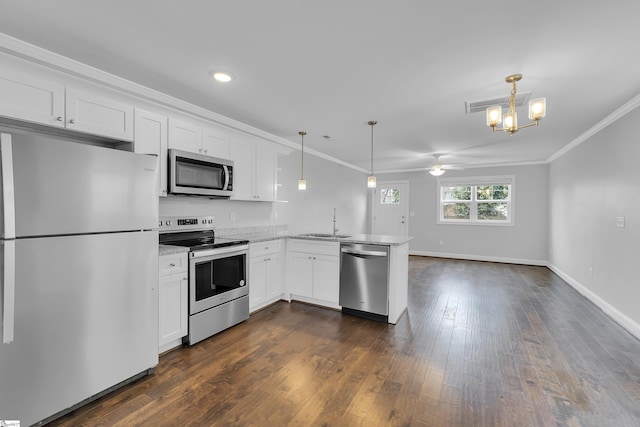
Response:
[[208, 219, 213, 224], [158, 221, 163, 227], [165, 220, 172, 226]]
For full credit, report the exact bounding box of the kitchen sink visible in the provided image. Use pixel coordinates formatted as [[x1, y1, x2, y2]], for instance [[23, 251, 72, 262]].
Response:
[[299, 233, 351, 239]]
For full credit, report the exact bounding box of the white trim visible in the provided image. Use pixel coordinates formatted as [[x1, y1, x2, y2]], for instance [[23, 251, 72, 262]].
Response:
[[546, 92, 640, 163], [409, 251, 547, 266], [547, 263, 640, 341], [3, 32, 640, 174], [0, 32, 364, 173], [409, 252, 640, 341], [436, 175, 515, 226]]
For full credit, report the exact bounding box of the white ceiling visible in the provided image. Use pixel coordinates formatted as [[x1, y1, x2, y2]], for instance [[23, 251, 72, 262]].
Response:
[[1, 0, 640, 172]]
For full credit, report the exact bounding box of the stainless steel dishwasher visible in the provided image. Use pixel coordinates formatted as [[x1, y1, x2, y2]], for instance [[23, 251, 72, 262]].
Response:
[[339, 243, 390, 322]]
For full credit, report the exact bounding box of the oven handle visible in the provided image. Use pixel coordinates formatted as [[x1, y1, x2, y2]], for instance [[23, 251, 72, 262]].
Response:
[[190, 244, 249, 259]]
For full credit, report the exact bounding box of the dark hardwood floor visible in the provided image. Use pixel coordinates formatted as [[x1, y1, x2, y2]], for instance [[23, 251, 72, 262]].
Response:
[[49, 256, 640, 426]]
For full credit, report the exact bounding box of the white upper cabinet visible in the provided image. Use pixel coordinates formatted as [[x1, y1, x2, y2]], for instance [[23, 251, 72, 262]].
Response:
[[0, 71, 65, 127], [255, 143, 277, 201], [203, 126, 230, 159], [134, 108, 168, 197], [65, 87, 134, 141], [168, 119, 231, 159], [168, 118, 202, 153], [229, 135, 257, 200], [0, 71, 134, 142], [229, 134, 277, 201]]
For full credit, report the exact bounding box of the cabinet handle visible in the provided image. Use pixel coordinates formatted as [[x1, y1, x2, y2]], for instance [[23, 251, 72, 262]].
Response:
[[56, 116, 63, 122], [169, 263, 176, 267], [204, 149, 208, 154], [68, 119, 75, 124]]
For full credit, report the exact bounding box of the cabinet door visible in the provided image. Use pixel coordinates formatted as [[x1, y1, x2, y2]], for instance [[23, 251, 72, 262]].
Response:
[[203, 126, 230, 159], [287, 252, 313, 297], [65, 87, 134, 141], [0, 71, 65, 127], [249, 256, 267, 309], [229, 136, 256, 200], [134, 109, 168, 197], [159, 272, 188, 348], [266, 251, 283, 299], [312, 254, 340, 304], [168, 118, 202, 153], [255, 142, 277, 201]]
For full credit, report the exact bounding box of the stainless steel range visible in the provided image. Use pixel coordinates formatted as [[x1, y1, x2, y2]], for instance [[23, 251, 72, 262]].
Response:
[[159, 216, 249, 345]]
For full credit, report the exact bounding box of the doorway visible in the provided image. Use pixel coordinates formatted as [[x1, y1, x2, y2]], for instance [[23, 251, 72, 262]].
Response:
[[371, 180, 409, 236]]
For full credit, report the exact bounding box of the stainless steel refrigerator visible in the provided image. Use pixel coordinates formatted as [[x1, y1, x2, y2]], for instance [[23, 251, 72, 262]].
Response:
[[0, 128, 159, 426]]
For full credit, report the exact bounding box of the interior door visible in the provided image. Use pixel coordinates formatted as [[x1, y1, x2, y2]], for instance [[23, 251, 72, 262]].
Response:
[[372, 181, 409, 236]]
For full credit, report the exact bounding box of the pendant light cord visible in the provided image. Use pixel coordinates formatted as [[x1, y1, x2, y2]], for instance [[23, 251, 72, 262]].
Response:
[[368, 120, 377, 175]]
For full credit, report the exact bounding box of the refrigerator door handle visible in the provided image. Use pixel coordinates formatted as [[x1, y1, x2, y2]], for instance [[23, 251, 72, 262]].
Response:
[[1, 133, 16, 239], [1, 240, 15, 343]]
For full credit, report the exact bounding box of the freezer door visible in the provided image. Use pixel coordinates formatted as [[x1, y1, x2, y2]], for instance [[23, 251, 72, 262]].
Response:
[[0, 231, 159, 426], [0, 131, 158, 237]]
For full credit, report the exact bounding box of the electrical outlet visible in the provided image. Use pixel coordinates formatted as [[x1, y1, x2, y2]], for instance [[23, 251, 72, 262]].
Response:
[[230, 212, 236, 222], [439, 240, 444, 246], [616, 217, 625, 228]]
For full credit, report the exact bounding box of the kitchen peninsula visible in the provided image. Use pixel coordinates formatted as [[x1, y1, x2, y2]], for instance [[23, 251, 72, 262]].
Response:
[[218, 228, 412, 325]]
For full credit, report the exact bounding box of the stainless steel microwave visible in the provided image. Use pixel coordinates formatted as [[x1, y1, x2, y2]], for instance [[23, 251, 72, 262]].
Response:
[[168, 149, 234, 197]]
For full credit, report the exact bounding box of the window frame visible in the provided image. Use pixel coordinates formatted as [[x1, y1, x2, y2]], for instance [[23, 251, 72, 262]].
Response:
[[436, 175, 515, 226]]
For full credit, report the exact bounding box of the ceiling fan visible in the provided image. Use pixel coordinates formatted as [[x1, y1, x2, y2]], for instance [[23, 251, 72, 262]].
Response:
[[425, 154, 466, 176]]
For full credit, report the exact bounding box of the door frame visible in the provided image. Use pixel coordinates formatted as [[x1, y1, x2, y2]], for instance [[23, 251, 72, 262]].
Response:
[[370, 180, 410, 235]]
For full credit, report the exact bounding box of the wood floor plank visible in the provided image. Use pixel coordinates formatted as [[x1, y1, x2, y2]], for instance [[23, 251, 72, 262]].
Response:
[[47, 256, 640, 426]]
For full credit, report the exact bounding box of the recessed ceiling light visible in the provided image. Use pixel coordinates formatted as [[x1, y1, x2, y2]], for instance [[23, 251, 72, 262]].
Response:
[[212, 71, 234, 83]]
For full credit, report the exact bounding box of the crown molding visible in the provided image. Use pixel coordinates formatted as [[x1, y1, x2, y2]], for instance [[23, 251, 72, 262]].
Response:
[[546, 92, 640, 163]]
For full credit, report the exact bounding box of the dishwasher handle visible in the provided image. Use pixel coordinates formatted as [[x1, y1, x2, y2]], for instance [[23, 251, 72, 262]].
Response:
[[341, 247, 387, 257]]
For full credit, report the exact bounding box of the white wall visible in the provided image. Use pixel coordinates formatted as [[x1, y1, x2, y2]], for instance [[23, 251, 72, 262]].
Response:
[[381, 164, 549, 264], [277, 150, 369, 235], [159, 150, 369, 233], [549, 106, 640, 334]]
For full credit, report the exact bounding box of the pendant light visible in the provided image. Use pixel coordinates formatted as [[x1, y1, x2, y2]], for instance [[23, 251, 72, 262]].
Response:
[[298, 131, 307, 190], [367, 120, 377, 188]]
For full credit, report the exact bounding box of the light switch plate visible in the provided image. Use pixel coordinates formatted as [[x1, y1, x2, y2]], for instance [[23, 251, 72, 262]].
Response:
[[616, 216, 625, 228]]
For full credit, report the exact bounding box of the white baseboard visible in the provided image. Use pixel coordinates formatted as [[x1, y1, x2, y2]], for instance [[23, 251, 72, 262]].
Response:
[[547, 263, 640, 341], [409, 250, 547, 266], [409, 251, 640, 341]]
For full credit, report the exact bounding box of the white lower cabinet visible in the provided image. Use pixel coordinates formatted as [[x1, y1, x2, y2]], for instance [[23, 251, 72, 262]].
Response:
[[249, 240, 283, 312], [158, 252, 188, 353], [286, 240, 340, 307]]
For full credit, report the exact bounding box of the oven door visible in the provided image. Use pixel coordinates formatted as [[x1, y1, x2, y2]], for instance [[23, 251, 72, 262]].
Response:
[[189, 245, 248, 315]]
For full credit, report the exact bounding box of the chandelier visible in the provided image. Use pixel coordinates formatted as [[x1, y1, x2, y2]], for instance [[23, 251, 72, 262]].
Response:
[[486, 74, 546, 135]]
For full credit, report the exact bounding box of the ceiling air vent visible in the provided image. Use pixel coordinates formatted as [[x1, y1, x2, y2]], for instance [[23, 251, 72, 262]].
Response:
[[465, 91, 531, 114]]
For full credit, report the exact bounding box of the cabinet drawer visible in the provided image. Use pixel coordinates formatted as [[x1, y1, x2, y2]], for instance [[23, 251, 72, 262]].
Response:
[[159, 253, 188, 276], [250, 239, 282, 257], [287, 239, 339, 256]]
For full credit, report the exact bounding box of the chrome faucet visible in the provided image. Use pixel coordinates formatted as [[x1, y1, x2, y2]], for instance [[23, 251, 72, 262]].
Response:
[[333, 208, 339, 235]]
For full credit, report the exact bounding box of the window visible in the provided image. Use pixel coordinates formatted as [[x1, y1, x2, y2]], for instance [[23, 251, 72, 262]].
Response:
[[437, 176, 514, 225], [380, 188, 400, 204]]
